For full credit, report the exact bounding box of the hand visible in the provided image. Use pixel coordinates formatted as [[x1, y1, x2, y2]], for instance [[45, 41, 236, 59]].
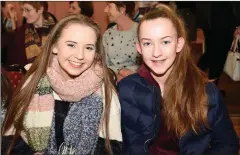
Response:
[[234, 26, 240, 37], [118, 69, 134, 77], [116, 73, 125, 83], [7, 4, 17, 20]]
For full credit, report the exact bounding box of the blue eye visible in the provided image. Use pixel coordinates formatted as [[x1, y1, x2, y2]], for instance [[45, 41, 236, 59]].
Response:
[[67, 44, 76, 48], [143, 42, 151, 46], [162, 40, 170, 45], [86, 46, 95, 51]]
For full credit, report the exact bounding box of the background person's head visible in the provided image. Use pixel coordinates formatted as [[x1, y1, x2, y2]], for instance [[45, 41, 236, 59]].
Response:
[[69, 1, 94, 17], [104, 1, 135, 23], [19, 2, 47, 26]]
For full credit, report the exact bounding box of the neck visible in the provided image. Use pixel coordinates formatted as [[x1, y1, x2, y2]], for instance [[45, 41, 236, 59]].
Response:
[[151, 66, 173, 96], [116, 15, 134, 31], [33, 15, 43, 28]]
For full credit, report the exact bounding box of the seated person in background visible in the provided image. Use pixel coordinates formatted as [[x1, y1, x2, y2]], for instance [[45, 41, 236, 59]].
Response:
[[7, 1, 56, 69], [2, 14, 122, 155], [107, 1, 143, 29], [22, 1, 57, 25], [1, 2, 17, 32], [118, 4, 239, 155], [103, 2, 140, 82], [68, 1, 94, 18]]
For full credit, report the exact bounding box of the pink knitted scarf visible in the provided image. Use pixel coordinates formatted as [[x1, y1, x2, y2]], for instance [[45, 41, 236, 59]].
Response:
[[46, 57, 104, 102]]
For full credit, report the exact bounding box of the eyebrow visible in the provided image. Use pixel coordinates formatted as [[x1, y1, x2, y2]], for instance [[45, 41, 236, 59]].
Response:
[[65, 41, 77, 44], [66, 41, 95, 46], [21, 7, 33, 10], [141, 36, 172, 41], [86, 44, 95, 47]]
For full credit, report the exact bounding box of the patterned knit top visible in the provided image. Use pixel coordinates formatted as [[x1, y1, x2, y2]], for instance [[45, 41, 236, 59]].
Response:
[[103, 22, 140, 73]]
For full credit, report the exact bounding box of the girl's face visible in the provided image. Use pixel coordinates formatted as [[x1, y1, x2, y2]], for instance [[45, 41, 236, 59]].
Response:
[[21, 3, 43, 24], [137, 18, 184, 77], [69, 2, 81, 15], [53, 23, 97, 79]]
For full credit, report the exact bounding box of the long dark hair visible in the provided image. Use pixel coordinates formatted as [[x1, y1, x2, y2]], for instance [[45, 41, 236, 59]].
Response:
[[2, 14, 115, 155]]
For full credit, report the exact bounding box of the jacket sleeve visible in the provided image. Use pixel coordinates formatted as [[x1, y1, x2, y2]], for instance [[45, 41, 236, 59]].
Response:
[[205, 83, 239, 155], [117, 78, 150, 155]]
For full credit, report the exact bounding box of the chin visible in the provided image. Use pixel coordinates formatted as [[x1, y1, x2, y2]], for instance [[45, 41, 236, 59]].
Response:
[[69, 70, 85, 76], [64, 68, 84, 77], [147, 65, 167, 76], [151, 69, 167, 76], [67, 72, 83, 78], [108, 17, 115, 23], [27, 20, 33, 24]]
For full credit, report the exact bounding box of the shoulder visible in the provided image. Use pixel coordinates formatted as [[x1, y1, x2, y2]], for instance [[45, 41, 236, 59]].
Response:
[[103, 25, 116, 38], [118, 73, 147, 90], [132, 22, 138, 30], [205, 82, 223, 107], [205, 82, 227, 125], [16, 25, 25, 32], [13, 25, 25, 38], [117, 73, 153, 100]]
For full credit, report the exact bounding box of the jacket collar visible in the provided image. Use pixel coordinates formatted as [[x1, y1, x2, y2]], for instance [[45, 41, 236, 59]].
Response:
[[138, 64, 159, 87]]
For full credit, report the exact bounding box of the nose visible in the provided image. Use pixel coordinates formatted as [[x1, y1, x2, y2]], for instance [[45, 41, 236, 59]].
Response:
[[22, 11, 27, 17], [104, 6, 108, 13], [75, 48, 84, 60], [152, 44, 162, 58]]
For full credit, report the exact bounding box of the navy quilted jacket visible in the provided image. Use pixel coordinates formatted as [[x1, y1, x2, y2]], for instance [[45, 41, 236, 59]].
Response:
[[118, 72, 239, 155]]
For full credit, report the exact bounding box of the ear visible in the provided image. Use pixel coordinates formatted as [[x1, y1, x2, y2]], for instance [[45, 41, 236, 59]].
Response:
[[119, 6, 126, 14], [52, 47, 58, 54], [176, 37, 185, 53], [38, 6, 44, 14], [136, 42, 142, 55]]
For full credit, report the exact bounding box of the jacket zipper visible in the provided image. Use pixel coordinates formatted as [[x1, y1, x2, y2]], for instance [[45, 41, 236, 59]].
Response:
[[144, 114, 156, 153], [143, 85, 157, 153], [179, 136, 183, 155]]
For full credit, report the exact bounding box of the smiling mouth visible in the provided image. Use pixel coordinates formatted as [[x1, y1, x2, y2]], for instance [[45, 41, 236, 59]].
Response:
[[152, 59, 166, 63], [69, 61, 83, 67]]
